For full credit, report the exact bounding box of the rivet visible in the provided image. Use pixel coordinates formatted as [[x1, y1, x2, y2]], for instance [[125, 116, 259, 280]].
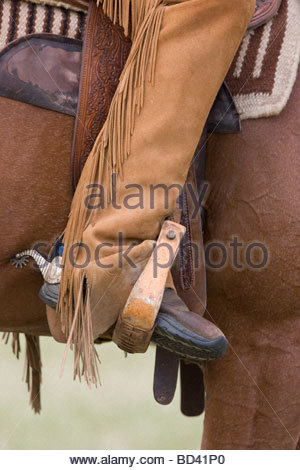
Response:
[[167, 230, 176, 240]]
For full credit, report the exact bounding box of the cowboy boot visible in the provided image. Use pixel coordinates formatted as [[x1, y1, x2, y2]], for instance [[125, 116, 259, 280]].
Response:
[[55, 0, 255, 382], [152, 288, 227, 361]]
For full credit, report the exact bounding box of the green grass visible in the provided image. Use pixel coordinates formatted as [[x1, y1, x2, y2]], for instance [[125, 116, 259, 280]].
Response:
[[0, 337, 203, 449]]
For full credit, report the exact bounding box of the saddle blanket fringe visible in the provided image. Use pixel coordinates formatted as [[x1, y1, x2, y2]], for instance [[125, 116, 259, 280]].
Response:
[[0, 0, 86, 50], [226, 0, 300, 119]]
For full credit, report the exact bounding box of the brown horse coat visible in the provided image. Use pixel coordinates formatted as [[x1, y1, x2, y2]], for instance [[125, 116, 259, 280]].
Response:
[[202, 69, 300, 449], [0, 98, 73, 335]]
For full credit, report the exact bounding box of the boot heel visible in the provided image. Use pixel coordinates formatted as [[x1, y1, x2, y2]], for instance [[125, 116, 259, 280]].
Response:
[[113, 220, 185, 353]]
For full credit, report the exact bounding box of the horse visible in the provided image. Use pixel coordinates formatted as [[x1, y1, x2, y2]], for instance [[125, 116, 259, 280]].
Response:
[[0, 0, 299, 449]]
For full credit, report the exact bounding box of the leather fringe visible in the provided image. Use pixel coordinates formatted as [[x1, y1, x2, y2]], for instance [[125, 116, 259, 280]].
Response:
[[58, 0, 166, 386], [2, 333, 42, 413], [60, 276, 101, 387]]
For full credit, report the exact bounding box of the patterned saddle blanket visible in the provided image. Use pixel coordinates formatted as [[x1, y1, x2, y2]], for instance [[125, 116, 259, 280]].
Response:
[[0, 0, 298, 120], [226, 0, 300, 119]]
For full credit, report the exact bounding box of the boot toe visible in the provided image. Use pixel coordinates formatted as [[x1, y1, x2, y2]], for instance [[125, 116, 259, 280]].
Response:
[[152, 311, 228, 361]]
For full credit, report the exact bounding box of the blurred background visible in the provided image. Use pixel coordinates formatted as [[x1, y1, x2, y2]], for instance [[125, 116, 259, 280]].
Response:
[[0, 337, 204, 449]]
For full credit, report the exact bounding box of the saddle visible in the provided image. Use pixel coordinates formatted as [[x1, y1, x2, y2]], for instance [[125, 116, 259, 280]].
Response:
[[0, 0, 282, 414]]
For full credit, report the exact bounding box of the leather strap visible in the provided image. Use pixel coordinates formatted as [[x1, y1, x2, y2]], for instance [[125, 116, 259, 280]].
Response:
[[171, 144, 207, 317], [153, 347, 179, 405], [180, 361, 205, 416], [71, 0, 131, 190]]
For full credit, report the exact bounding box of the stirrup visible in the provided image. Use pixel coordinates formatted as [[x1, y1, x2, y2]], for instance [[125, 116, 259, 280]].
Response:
[[112, 220, 185, 354]]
